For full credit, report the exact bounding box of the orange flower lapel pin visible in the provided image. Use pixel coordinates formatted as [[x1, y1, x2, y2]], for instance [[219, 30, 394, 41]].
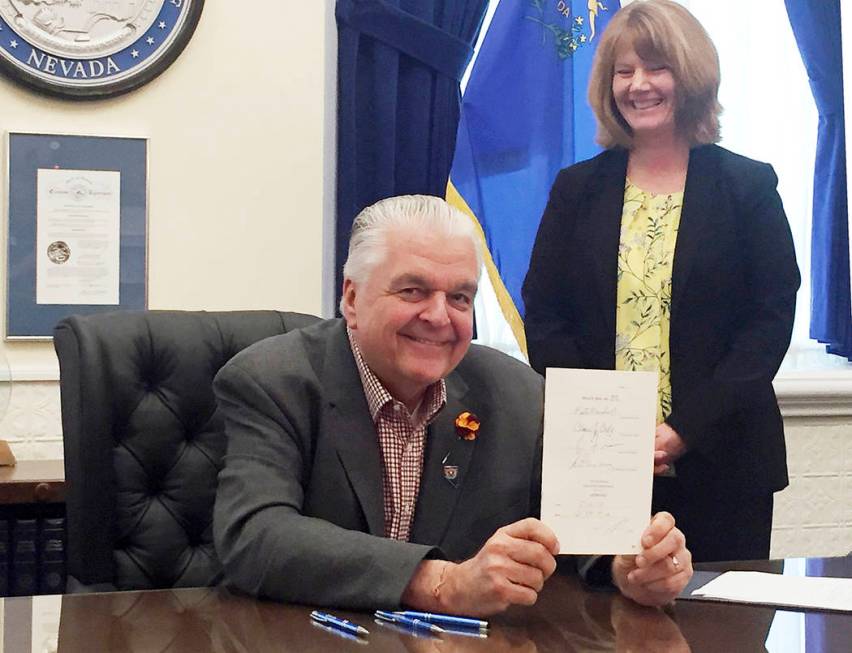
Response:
[[454, 411, 480, 441]]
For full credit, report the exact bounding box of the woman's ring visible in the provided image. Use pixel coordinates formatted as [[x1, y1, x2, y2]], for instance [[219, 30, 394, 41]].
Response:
[[671, 555, 680, 568]]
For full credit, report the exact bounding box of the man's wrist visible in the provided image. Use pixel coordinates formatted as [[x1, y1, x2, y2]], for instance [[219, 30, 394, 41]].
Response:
[[432, 560, 452, 604], [401, 559, 453, 610]]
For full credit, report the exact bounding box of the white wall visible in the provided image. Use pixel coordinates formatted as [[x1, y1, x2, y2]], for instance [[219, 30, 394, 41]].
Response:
[[773, 417, 851, 558], [0, 2, 332, 452]]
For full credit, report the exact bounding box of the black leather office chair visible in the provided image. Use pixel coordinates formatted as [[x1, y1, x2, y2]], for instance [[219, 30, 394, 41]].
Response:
[[54, 310, 320, 592]]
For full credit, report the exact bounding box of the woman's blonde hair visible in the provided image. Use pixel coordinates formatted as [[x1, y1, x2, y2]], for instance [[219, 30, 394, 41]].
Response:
[[588, 0, 722, 148]]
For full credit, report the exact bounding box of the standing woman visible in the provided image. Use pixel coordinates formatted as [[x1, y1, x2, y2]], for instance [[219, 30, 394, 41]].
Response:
[[522, 0, 799, 562]]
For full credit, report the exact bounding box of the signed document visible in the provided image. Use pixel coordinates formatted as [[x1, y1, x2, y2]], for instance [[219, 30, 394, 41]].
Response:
[[541, 368, 656, 554], [36, 168, 121, 305]]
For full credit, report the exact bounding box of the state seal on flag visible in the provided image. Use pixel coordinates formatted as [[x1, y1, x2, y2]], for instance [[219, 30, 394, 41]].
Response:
[[0, 0, 204, 99], [526, 0, 610, 59]]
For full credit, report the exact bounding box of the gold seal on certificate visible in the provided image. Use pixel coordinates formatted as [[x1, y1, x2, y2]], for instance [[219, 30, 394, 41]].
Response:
[[46, 240, 71, 264]]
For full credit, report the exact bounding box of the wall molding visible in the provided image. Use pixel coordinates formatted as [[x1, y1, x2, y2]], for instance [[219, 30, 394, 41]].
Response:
[[4, 363, 60, 382], [5, 362, 852, 416], [774, 371, 852, 417]]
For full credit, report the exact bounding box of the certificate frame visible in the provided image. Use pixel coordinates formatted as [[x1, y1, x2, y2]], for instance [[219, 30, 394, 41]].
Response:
[[5, 132, 148, 340]]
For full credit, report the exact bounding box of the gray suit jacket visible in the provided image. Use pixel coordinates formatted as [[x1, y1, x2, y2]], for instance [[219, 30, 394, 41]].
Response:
[[213, 318, 544, 610]]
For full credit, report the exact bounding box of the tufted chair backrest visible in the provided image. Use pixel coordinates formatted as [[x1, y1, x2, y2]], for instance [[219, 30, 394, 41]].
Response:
[[54, 310, 320, 592]]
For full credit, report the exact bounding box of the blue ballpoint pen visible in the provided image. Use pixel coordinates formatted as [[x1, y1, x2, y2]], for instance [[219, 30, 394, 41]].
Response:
[[373, 618, 439, 639], [436, 626, 488, 639], [392, 611, 488, 631], [311, 619, 369, 644], [310, 610, 370, 637], [375, 610, 445, 634]]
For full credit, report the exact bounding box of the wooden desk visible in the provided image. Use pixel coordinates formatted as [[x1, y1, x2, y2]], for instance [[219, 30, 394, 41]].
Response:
[[0, 460, 65, 505], [1, 557, 849, 652]]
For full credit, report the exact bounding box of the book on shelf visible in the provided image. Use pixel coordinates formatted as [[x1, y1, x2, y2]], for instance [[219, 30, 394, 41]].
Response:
[[38, 517, 66, 595], [11, 518, 38, 596]]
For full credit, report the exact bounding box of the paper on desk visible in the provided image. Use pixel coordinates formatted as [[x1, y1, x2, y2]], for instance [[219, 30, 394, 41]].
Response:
[[541, 368, 656, 555], [692, 571, 852, 612]]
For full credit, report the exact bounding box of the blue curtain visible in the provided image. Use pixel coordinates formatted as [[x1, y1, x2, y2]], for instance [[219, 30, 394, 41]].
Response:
[[335, 0, 488, 306], [786, 0, 851, 360]]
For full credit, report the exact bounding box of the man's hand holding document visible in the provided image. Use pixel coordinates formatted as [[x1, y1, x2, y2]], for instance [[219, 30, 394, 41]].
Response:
[[541, 368, 692, 605]]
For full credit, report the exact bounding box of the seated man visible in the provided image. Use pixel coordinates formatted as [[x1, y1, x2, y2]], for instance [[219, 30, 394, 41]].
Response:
[[213, 195, 692, 614]]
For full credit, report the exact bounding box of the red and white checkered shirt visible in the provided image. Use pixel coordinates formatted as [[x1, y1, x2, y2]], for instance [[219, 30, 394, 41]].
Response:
[[348, 329, 446, 541]]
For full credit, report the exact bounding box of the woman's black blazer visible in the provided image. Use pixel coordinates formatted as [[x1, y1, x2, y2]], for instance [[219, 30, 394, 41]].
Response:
[[522, 144, 800, 496]]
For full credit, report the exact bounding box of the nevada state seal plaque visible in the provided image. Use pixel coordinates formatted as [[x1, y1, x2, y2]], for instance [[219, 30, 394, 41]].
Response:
[[0, 0, 204, 99]]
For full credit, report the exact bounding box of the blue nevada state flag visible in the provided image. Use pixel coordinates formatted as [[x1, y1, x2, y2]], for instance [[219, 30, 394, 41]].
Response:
[[447, 0, 619, 355]]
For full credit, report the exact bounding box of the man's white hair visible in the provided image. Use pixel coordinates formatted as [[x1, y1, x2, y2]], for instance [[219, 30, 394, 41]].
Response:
[[341, 195, 483, 299]]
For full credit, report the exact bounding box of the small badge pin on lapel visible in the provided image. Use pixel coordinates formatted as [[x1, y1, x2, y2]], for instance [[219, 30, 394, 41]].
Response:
[[443, 465, 459, 482]]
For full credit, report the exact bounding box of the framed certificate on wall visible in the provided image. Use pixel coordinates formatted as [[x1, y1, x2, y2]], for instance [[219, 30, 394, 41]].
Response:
[[5, 132, 148, 340]]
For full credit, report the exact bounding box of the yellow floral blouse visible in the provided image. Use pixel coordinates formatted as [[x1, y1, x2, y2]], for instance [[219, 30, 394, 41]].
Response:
[[615, 180, 683, 424]]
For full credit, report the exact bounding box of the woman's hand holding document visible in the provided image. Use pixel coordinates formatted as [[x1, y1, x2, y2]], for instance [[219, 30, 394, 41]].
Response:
[[541, 368, 692, 605]]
